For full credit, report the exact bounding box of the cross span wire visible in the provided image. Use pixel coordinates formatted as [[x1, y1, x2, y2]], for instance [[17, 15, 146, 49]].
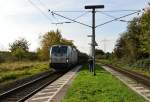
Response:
[[51, 12, 90, 24], [99, 12, 131, 22], [52, 9, 140, 13], [95, 10, 141, 28], [49, 10, 141, 28], [49, 10, 92, 27]]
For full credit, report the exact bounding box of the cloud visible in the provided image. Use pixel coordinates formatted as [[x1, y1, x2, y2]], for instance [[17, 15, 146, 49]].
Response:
[[0, 0, 148, 53]]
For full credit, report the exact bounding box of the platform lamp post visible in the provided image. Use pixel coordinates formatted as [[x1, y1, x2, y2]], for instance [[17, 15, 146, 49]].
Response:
[[85, 5, 104, 76]]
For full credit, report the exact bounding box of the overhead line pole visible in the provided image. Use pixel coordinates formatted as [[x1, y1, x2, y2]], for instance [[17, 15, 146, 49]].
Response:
[[85, 5, 104, 76]]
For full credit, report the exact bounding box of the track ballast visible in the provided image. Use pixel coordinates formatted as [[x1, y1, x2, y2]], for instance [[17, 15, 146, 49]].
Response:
[[0, 71, 65, 102]]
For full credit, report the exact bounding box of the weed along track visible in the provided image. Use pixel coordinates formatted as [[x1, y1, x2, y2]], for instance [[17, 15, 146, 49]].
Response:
[[0, 71, 65, 102], [103, 65, 150, 101], [106, 65, 150, 88]]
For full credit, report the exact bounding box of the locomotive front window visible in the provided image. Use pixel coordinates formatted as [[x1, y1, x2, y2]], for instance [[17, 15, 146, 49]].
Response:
[[52, 46, 67, 54], [52, 46, 59, 54], [60, 46, 67, 54]]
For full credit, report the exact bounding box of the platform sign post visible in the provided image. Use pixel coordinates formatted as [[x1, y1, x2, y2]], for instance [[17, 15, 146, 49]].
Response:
[[85, 5, 104, 76]]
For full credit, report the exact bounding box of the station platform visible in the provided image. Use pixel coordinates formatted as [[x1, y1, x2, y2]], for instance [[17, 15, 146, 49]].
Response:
[[26, 65, 81, 102]]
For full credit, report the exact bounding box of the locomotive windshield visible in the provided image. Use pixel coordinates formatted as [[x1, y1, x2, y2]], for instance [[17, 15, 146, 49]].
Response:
[[51, 46, 67, 54]]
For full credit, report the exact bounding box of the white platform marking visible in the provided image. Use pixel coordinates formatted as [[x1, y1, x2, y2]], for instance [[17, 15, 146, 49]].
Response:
[[25, 65, 81, 102]]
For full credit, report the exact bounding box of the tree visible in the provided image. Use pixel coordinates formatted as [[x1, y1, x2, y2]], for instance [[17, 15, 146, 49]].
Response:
[[12, 48, 26, 61], [9, 38, 29, 61], [26, 52, 38, 61], [60, 38, 75, 47], [9, 38, 29, 52], [40, 30, 62, 60], [95, 49, 105, 56], [40, 29, 75, 60], [36, 48, 45, 61], [139, 8, 150, 56], [95, 49, 105, 59], [114, 5, 150, 65]]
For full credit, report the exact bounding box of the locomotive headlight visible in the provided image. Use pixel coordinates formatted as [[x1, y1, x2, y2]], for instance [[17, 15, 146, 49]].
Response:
[[66, 58, 69, 63]]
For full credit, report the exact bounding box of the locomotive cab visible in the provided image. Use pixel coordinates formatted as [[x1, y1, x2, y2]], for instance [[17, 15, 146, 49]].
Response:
[[50, 45, 70, 70], [49, 45, 78, 71]]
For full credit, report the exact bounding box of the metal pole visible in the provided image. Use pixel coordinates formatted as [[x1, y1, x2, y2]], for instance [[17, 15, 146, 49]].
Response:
[[92, 8, 96, 75], [85, 5, 104, 76]]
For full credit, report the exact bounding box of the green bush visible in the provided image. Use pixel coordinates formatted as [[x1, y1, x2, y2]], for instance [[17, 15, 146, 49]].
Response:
[[133, 58, 150, 69]]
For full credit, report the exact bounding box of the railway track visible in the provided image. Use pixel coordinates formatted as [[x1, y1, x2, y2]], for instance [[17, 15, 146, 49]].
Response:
[[0, 71, 65, 102], [106, 65, 150, 88]]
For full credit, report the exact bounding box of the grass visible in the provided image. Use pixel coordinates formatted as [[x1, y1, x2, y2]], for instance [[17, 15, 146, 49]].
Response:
[[0, 61, 49, 85], [62, 64, 145, 102]]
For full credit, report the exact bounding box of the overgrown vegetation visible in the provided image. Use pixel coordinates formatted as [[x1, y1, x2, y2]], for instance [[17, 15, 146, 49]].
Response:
[[0, 61, 49, 84], [114, 6, 150, 69], [62, 64, 145, 102]]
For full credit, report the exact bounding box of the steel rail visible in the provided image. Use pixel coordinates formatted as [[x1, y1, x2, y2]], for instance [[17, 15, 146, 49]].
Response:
[[17, 72, 63, 102], [0, 72, 50, 97], [0, 71, 65, 102]]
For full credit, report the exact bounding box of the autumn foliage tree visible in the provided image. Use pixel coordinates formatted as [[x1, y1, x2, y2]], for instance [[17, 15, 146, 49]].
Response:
[[114, 5, 150, 68], [38, 29, 75, 60]]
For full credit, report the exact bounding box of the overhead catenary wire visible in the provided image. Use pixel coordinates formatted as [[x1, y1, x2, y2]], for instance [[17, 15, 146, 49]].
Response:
[[37, 0, 83, 24], [51, 9, 142, 25], [95, 10, 141, 28], [49, 10, 92, 28], [100, 12, 131, 22], [51, 10, 89, 13], [37, 0, 60, 23], [52, 9, 140, 13], [96, 9, 140, 12], [73, 12, 90, 20], [28, 0, 52, 22], [28, 0, 143, 28], [49, 10, 141, 28], [51, 12, 90, 24], [30, 0, 142, 26]]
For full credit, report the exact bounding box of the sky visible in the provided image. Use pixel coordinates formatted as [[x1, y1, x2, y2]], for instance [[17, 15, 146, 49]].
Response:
[[0, 0, 149, 54]]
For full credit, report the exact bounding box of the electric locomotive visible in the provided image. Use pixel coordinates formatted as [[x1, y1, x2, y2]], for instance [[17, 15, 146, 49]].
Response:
[[49, 45, 78, 71]]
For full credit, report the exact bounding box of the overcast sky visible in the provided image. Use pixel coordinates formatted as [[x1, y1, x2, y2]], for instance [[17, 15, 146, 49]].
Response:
[[0, 0, 149, 53]]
